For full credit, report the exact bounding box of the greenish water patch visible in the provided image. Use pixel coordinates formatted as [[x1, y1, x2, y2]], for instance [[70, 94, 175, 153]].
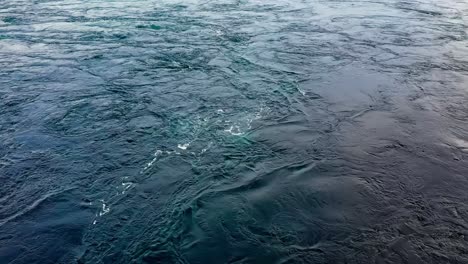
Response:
[[136, 24, 162, 30], [2, 16, 17, 23]]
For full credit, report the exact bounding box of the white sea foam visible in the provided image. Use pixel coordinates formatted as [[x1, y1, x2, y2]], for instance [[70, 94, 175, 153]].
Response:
[[143, 150, 163, 170], [121, 182, 134, 194], [177, 143, 190, 150], [224, 125, 244, 136], [98, 200, 110, 216], [223, 106, 268, 136], [201, 142, 212, 154]]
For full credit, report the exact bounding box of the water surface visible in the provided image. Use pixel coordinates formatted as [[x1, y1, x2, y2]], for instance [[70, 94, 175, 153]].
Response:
[[0, 0, 468, 263]]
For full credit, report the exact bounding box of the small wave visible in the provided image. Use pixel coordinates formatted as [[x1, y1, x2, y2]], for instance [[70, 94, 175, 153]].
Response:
[[0, 188, 75, 227]]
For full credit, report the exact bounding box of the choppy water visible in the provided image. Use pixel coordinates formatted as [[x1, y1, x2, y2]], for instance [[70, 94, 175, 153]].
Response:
[[0, 0, 467, 263]]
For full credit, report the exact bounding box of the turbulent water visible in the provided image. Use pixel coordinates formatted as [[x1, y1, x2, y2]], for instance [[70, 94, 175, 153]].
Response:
[[0, 0, 467, 263]]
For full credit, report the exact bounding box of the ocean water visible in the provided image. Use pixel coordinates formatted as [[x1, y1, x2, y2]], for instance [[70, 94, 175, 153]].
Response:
[[0, 0, 467, 263]]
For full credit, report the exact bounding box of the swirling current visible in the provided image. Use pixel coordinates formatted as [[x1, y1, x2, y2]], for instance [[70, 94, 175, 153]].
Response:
[[0, 0, 468, 263]]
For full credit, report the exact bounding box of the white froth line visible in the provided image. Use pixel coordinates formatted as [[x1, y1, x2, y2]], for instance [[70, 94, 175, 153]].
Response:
[[177, 143, 190, 150], [98, 200, 110, 217], [224, 125, 244, 136]]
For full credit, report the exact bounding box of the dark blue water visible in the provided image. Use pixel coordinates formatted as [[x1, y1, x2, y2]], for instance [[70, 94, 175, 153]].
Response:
[[1, 0, 467, 263]]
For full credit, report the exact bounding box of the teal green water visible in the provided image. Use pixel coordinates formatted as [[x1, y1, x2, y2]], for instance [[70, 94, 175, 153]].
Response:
[[0, 0, 468, 263]]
